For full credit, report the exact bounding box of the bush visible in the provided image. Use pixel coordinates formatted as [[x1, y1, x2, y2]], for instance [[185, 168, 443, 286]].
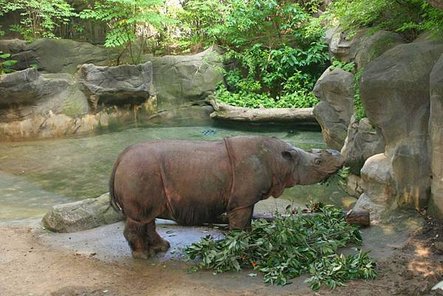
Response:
[[176, 0, 330, 108], [0, 51, 17, 74], [186, 203, 377, 289], [329, 0, 443, 40], [0, 0, 77, 40], [80, 0, 172, 64]]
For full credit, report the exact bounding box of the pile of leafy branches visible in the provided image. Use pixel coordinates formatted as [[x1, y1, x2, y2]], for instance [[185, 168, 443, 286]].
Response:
[[185, 203, 376, 290]]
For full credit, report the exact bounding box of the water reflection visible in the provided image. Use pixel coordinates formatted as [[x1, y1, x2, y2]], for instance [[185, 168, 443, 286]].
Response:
[[0, 124, 349, 221]]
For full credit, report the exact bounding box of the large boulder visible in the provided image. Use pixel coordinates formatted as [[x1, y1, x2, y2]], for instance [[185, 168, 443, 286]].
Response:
[[145, 47, 223, 110], [429, 54, 443, 218], [360, 40, 443, 211], [313, 67, 354, 150], [326, 29, 405, 69], [350, 30, 405, 69], [77, 62, 154, 111], [0, 38, 116, 74], [326, 27, 353, 62], [341, 116, 385, 175], [0, 68, 89, 122], [42, 193, 123, 233], [428, 0, 443, 9], [353, 153, 396, 221]]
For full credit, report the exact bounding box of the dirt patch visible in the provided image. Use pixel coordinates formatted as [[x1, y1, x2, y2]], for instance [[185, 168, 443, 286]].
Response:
[[0, 217, 442, 296]]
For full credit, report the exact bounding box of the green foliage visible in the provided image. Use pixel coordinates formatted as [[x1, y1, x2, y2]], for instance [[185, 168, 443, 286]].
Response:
[[176, 0, 329, 109], [320, 166, 350, 188], [1, 0, 76, 40], [80, 0, 171, 63], [186, 203, 376, 289], [0, 52, 18, 74], [329, 0, 443, 39], [175, 0, 226, 49], [353, 68, 365, 121], [216, 41, 327, 108], [331, 59, 356, 73]]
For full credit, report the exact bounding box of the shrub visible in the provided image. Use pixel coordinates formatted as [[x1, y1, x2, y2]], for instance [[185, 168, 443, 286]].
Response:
[[80, 0, 172, 64], [177, 0, 330, 109], [328, 0, 443, 40], [0, 52, 17, 74], [0, 0, 77, 40]]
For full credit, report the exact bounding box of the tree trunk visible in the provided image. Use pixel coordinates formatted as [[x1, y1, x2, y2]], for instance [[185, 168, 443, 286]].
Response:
[[208, 100, 318, 124]]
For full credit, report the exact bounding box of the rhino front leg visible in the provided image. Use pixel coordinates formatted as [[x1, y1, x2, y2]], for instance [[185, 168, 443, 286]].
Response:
[[227, 206, 254, 230]]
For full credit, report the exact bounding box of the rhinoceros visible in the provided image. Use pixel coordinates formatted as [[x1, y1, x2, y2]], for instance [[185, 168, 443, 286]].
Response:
[[110, 136, 343, 258]]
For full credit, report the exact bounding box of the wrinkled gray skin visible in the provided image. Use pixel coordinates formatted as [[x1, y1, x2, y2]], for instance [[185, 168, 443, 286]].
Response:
[[110, 136, 344, 259]]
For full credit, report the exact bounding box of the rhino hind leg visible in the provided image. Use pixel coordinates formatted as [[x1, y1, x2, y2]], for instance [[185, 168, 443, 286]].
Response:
[[124, 219, 171, 259], [146, 220, 170, 253], [124, 218, 151, 259]]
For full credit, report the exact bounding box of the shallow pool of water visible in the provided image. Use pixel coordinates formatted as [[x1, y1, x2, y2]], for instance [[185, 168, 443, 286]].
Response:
[[0, 124, 350, 221]]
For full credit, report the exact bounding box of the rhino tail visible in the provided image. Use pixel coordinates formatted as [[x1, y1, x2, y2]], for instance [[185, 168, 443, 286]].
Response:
[[109, 156, 124, 215]]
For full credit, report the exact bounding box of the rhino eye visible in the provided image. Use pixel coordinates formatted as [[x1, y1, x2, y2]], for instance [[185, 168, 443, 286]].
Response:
[[314, 158, 322, 165]]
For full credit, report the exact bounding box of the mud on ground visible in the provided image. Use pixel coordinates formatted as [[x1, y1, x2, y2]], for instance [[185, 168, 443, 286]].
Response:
[[0, 215, 442, 296]]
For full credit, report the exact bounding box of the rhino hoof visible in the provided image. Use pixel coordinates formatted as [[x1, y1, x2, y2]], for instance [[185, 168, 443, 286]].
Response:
[[132, 250, 151, 260], [151, 240, 170, 253]]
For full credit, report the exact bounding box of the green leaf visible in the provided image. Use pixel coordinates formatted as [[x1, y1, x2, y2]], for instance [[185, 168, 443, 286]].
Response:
[[185, 204, 377, 289]]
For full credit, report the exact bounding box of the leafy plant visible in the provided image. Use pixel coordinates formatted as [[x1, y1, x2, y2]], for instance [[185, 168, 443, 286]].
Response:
[[353, 68, 366, 121], [0, 52, 18, 74], [176, 0, 329, 109], [1, 0, 77, 40], [331, 59, 356, 73], [216, 42, 327, 108], [80, 0, 171, 64], [175, 0, 226, 49], [328, 0, 443, 40], [186, 203, 376, 289]]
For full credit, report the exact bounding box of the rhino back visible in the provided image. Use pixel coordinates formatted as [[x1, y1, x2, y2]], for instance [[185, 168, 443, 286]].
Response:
[[114, 139, 233, 224]]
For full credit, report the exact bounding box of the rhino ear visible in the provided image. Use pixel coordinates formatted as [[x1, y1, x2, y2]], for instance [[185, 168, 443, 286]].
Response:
[[282, 149, 299, 162]]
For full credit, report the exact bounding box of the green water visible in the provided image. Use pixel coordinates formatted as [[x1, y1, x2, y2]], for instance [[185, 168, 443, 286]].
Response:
[[0, 124, 351, 221]]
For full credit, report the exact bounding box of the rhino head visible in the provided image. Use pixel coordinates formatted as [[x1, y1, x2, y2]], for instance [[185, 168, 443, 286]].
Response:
[[283, 148, 344, 185]]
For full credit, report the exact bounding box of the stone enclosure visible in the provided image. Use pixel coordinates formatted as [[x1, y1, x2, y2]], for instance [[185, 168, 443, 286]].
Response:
[[1, 32, 443, 223], [0, 39, 223, 140], [315, 29, 443, 219]]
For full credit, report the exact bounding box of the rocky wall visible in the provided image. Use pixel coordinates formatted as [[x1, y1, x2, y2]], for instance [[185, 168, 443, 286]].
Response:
[[0, 39, 222, 140], [322, 28, 443, 219]]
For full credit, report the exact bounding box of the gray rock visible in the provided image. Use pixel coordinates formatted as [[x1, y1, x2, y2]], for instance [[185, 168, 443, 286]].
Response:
[[429, 54, 443, 218], [327, 29, 405, 69], [0, 39, 33, 71], [0, 38, 117, 74], [346, 174, 364, 197], [42, 193, 123, 233], [341, 116, 385, 174], [428, 0, 443, 9], [360, 40, 443, 211], [146, 47, 223, 110], [29, 38, 117, 74], [313, 66, 354, 150], [77, 62, 154, 110], [354, 153, 397, 221], [350, 30, 405, 69], [0, 68, 89, 122], [328, 27, 353, 62]]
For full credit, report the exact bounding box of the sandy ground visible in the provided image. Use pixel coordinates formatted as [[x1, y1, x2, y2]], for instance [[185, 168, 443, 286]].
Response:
[[0, 214, 442, 296]]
